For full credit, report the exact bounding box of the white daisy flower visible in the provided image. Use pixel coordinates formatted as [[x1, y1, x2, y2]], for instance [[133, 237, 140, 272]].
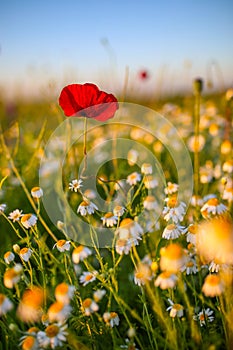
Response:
[[186, 224, 198, 245], [55, 283, 75, 304], [31, 186, 43, 199], [3, 263, 23, 289], [101, 212, 118, 227], [181, 257, 199, 275], [154, 272, 178, 289], [103, 312, 120, 327], [134, 263, 152, 286], [0, 293, 14, 316], [127, 149, 138, 166], [48, 302, 72, 323], [113, 205, 126, 217], [37, 323, 68, 349], [77, 200, 98, 216], [69, 179, 83, 192], [53, 240, 71, 252], [202, 274, 225, 297], [82, 298, 99, 316], [21, 213, 37, 229], [193, 308, 214, 326], [143, 196, 158, 211], [162, 224, 186, 240], [4, 251, 15, 264], [200, 198, 227, 218], [141, 163, 153, 175], [0, 203, 7, 213], [8, 209, 23, 222], [79, 271, 97, 286], [19, 334, 39, 350], [72, 245, 92, 264], [93, 289, 106, 302], [166, 298, 184, 318], [144, 175, 158, 189], [163, 197, 186, 224], [126, 172, 141, 186], [164, 182, 179, 195], [19, 247, 33, 262]]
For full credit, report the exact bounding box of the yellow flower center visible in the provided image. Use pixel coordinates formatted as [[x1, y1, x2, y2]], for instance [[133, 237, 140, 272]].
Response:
[[105, 212, 114, 218], [167, 195, 178, 208], [31, 187, 40, 192], [80, 201, 89, 207], [188, 224, 197, 234], [110, 312, 117, 318], [28, 327, 39, 333], [21, 214, 32, 223], [45, 324, 60, 338], [20, 247, 29, 255], [85, 274, 93, 281], [49, 301, 64, 313], [160, 244, 184, 260], [22, 287, 44, 307], [57, 240, 66, 247], [55, 283, 69, 295], [206, 198, 219, 206], [83, 298, 92, 308], [160, 271, 173, 279], [166, 224, 176, 230], [22, 336, 35, 350], [0, 294, 6, 304], [205, 274, 221, 286], [74, 245, 84, 254], [4, 251, 12, 259], [120, 218, 133, 227]]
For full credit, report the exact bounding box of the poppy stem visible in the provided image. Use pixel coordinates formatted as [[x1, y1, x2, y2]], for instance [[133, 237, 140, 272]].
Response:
[[81, 117, 88, 178]]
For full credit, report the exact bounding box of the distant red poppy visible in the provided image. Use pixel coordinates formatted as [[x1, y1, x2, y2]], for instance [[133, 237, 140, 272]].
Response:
[[59, 83, 118, 121], [139, 70, 149, 80]]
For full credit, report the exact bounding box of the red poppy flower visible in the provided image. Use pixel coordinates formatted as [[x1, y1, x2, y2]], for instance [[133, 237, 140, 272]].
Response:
[[59, 83, 118, 121], [139, 70, 149, 80]]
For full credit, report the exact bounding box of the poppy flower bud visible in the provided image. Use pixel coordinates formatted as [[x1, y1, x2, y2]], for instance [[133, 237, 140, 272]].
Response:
[[193, 78, 203, 95]]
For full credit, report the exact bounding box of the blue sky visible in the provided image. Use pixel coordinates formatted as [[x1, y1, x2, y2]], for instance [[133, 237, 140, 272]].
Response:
[[0, 0, 233, 99]]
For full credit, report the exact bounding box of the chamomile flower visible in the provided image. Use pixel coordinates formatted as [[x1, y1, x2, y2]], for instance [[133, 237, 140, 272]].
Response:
[[4, 251, 15, 264], [101, 212, 118, 227], [202, 274, 225, 297], [17, 286, 44, 323], [53, 240, 71, 252], [82, 298, 99, 316], [154, 272, 178, 289], [143, 196, 158, 211], [127, 149, 139, 166], [113, 205, 126, 217], [93, 289, 106, 302], [55, 283, 75, 304], [162, 224, 186, 240], [69, 179, 83, 192], [200, 198, 227, 218], [83, 188, 96, 199], [0, 294, 13, 316], [8, 209, 23, 222], [190, 195, 203, 207], [21, 214, 37, 229], [19, 247, 33, 262], [103, 312, 120, 327], [165, 182, 179, 195], [181, 257, 199, 275], [160, 243, 187, 273], [31, 187, 43, 199], [188, 135, 205, 152], [77, 200, 98, 216], [223, 186, 233, 202], [163, 196, 186, 224], [196, 216, 233, 264], [222, 160, 233, 174], [193, 308, 214, 326], [72, 245, 92, 264], [141, 163, 153, 175], [144, 175, 158, 189], [126, 172, 141, 186], [79, 271, 97, 286], [4, 263, 23, 289], [186, 224, 198, 245], [37, 323, 68, 349], [48, 302, 72, 323], [134, 262, 152, 286], [0, 203, 7, 213], [166, 299, 184, 318], [115, 218, 143, 255], [20, 335, 39, 350]]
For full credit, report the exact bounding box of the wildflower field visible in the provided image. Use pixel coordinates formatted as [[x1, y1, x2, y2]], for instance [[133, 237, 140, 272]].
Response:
[[0, 81, 232, 350]]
